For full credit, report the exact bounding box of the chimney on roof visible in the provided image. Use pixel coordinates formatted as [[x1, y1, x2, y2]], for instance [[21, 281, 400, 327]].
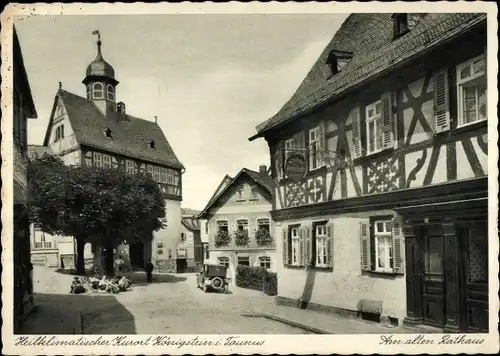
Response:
[[259, 164, 267, 174]]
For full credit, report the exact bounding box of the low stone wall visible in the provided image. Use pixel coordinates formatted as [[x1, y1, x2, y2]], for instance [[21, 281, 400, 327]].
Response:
[[156, 259, 176, 273]]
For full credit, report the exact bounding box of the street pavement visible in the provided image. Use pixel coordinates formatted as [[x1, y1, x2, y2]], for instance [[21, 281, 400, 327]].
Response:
[[22, 267, 311, 334]]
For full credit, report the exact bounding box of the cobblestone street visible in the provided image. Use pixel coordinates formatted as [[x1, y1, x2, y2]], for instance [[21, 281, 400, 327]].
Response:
[[23, 267, 310, 334]]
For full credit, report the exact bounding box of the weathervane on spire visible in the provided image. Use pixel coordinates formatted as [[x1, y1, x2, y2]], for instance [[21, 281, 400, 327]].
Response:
[[92, 30, 102, 57]]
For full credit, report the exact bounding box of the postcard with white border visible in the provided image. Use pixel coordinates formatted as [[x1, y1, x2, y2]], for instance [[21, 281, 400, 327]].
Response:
[[1, 2, 499, 355]]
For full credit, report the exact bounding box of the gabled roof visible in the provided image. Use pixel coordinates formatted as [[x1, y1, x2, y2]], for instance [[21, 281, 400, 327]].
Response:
[[181, 216, 200, 231], [201, 174, 233, 214], [43, 90, 184, 169], [13, 26, 37, 119], [251, 13, 486, 138], [198, 168, 275, 218]]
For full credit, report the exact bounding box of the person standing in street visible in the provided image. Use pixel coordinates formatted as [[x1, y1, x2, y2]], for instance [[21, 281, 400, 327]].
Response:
[[145, 259, 154, 283]]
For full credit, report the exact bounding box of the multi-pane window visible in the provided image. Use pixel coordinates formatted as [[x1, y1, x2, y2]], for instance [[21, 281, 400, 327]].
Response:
[[102, 154, 111, 168], [107, 84, 115, 101], [180, 233, 186, 243], [217, 220, 228, 233], [54, 125, 65, 142], [147, 165, 153, 178], [237, 256, 250, 266], [160, 168, 167, 183], [457, 54, 487, 126], [259, 256, 271, 269], [218, 257, 230, 267], [167, 169, 174, 184], [154, 166, 161, 182], [366, 101, 383, 154], [250, 187, 258, 199], [126, 160, 136, 174], [284, 138, 294, 159], [308, 126, 322, 170], [236, 186, 245, 200], [257, 218, 270, 232], [94, 152, 102, 167], [374, 220, 393, 273], [93, 83, 104, 99], [237, 219, 249, 233], [290, 227, 300, 266], [315, 224, 329, 268]]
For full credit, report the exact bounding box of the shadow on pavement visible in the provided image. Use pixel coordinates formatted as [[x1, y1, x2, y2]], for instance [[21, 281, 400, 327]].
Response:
[[130, 272, 187, 286], [19, 293, 136, 334]]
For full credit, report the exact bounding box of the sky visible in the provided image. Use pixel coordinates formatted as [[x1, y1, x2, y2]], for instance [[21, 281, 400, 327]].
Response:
[[14, 14, 348, 210]]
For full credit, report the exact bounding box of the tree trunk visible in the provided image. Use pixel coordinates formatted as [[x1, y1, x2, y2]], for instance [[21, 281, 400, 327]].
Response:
[[104, 240, 115, 277], [93, 240, 104, 275], [75, 236, 85, 275]]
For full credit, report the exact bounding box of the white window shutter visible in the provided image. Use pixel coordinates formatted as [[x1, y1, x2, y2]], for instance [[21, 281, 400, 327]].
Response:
[[305, 225, 312, 266], [298, 227, 305, 266], [282, 227, 289, 266], [392, 216, 405, 274], [351, 107, 362, 158], [327, 223, 334, 268], [381, 91, 394, 149], [434, 69, 450, 133], [360, 220, 371, 271]]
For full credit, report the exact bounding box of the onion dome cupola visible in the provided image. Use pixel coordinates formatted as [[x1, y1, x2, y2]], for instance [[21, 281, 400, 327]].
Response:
[[82, 30, 119, 116]]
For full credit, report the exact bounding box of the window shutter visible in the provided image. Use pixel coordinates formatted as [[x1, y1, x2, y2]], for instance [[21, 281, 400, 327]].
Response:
[[327, 223, 334, 267], [282, 227, 289, 266], [351, 107, 362, 158], [298, 227, 305, 266], [434, 69, 450, 133], [381, 91, 394, 149], [392, 216, 405, 274], [305, 225, 312, 265], [277, 141, 284, 180], [360, 221, 371, 271]]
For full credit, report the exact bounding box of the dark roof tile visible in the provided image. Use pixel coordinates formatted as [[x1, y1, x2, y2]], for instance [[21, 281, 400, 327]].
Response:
[[54, 90, 184, 169], [255, 13, 486, 135]]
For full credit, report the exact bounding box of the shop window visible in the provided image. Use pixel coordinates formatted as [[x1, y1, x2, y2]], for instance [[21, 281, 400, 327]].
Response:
[[457, 54, 487, 127]]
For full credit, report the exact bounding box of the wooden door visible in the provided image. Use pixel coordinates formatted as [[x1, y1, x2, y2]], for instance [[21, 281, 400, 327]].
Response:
[[460, 222, 489, 332], [421, 225, 446, 328]]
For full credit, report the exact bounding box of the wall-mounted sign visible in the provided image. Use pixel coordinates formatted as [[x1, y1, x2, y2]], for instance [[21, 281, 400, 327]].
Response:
[[285, 153, 307, 182]]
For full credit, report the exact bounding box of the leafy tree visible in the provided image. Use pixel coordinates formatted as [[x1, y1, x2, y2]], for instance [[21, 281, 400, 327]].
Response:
[[28, 153, 166, 275]]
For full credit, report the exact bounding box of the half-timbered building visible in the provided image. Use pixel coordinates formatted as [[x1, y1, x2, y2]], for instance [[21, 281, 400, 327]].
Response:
[[36, 32, 185, 273], [250, 13, 489, 332]]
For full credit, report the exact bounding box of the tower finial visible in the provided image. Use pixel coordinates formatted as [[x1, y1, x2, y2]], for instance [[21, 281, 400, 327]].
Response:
[[154, 116, 158, 123], [59, 81, 62, 90], [92, 30, 102, 58]]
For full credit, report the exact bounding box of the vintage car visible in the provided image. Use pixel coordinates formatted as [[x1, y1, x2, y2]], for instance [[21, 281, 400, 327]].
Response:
[[196, 263, 229, 293]]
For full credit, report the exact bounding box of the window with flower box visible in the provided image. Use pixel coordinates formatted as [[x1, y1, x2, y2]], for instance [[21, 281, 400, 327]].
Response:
[[217, 220, 228, 233], [237, 219, 248, 233]]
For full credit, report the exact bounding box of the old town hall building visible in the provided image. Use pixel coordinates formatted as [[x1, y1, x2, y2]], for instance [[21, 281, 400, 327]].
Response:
[[250, 13, 489, 333], [33, 31, 185, 272]]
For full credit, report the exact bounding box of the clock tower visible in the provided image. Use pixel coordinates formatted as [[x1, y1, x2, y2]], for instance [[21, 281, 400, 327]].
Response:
[[82, 30, 119, 117]]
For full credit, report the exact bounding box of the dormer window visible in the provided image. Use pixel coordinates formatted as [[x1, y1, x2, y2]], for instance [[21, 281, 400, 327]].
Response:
[[93, 82, 104, 99], [149, 140, 155, 150], [117, 101, 126, 114], [107, 84, 115, 101], [326, 50, 353, 77], [393, 14, 409, 39], [104, 128, 112, 138]]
